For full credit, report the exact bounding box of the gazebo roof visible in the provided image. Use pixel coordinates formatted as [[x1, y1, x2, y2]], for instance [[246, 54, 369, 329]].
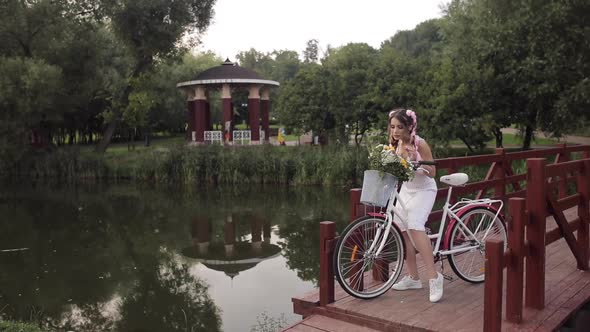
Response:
[[177, 59, 279, 88]]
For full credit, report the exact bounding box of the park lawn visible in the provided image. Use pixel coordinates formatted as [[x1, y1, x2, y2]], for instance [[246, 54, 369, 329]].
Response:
[[78, 135, 185, 154]]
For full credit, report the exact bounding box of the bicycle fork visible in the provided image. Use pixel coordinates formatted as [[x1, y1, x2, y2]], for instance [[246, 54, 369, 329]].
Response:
[[365, 216, 392, 258]]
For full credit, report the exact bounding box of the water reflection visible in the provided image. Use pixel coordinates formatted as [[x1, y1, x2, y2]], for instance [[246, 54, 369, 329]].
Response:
[[0, 183, 348, 331], [182, 214, 281, 279]]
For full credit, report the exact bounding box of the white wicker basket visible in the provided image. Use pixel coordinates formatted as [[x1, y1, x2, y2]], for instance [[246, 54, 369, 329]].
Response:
[[360, 170, 399, 207]]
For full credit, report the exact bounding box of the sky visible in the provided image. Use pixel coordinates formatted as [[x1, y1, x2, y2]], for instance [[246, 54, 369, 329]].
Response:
[[195, 0, 451, 60]]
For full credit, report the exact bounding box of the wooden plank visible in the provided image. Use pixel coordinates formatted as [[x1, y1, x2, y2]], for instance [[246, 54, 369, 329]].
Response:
[[350, 189, 361, 222], [319, 222, 336, 306], [484, 239, 504, 332], [546, 218, 580, 245], [311, 308, 392, 332], [302, 314, 382, 332], [505, 190, 526, 200], [283, 324, 324, 331], [546, 195, 586, 269], [406, 279, 485, 331], [435, 155, 501, 169], [545, 160, 583, 178], [506, 198, 526, 323], [526, 158, 547, 309], [505, 147, 563, 161], [556, 194, 582, 212]]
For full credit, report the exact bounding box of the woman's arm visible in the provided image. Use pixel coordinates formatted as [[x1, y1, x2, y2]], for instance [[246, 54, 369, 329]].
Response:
[[417, 140, 436, 178]]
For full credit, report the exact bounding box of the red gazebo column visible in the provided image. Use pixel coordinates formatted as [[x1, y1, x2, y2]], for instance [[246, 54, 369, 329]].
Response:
[[260, 88, 270, 143], [251, 214, 262, 252], [224, 215, 235, 257], [205, 90, 212, 131], [191, 216, 210, 254], [187, 98, 195, 141], [193, 86, 207, 143], [222, 84, 233, 143], [248, 85, 261, 144]]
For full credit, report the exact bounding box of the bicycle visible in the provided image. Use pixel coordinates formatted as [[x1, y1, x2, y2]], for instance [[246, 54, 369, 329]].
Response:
[[333, 161, 508, 299]]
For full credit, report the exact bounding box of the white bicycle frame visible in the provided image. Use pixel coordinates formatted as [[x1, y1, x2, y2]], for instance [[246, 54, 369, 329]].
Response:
[[367, 181, 504, 258]]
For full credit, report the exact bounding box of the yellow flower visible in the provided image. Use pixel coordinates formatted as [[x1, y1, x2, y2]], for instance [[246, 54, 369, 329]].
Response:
[[400, 158, 409, 169]]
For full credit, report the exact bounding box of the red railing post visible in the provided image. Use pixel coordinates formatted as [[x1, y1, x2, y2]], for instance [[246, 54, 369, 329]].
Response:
[[484, 238, 505, 332], [319, 221, 335, 306], [577, 159, 590, 270], [525, 158, 547, 309], [495, 148, 506, 200], [506, 197, 526, 323], [350, 188, 362, 222], [556, 143, 570, 199]]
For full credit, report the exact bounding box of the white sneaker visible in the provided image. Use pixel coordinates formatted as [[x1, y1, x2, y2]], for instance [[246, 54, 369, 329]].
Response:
[[429, 272, 444, 303], [392, 275, 422, 291]]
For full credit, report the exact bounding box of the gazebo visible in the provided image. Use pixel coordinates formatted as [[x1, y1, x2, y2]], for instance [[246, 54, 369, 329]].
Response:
[[177, 59, 280, 145]]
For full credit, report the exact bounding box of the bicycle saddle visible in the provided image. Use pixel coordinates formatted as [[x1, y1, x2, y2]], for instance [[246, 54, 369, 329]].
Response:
[[440, 173, 469, 186]]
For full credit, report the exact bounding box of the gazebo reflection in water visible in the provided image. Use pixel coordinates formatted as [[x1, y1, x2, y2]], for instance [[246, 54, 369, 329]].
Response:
[[182, 212, 281, 278]]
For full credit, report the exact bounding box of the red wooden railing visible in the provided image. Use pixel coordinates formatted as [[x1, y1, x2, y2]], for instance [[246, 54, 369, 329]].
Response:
[[483, 156, 590, 331], [319, 144, 590, 310]]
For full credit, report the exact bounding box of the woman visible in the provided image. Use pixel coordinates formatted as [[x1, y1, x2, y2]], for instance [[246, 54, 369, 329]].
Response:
[[388, 108, 443, 303]]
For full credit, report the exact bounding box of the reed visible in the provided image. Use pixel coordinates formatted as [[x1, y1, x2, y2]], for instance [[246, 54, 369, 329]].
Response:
[[5, 144, 539, 186], [107, 145, 368, 185]]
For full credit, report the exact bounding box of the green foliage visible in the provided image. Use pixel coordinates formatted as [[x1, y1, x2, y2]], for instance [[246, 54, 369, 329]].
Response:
[[276, 64, 330, 138], [367, 144, 413, 183], [105, 0, 216, 61], [0, 57, 64, 166], [132, 52, 223, 133], [0, 321, 44, 332], [443, 0, 590, 149], [3, 145, 369, 186], [249, 312, 288, 332]]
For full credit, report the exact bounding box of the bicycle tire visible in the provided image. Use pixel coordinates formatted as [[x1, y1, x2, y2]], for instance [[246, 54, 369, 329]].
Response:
[[447, 207, 507, 283], [333, 215, 405, 299]]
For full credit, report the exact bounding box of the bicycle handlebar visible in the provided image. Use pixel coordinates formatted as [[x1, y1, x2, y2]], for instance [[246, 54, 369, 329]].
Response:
[[409, 160, 436, 173], [413, 160, 437, 166]]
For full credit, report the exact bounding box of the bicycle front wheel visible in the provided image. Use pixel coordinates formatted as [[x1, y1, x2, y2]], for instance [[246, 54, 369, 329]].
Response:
[[447, 208, 507, 283], [333, 216, 405, 299]]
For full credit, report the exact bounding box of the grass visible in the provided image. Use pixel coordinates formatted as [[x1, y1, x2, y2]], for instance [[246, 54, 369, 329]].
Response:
[[0, 321, 44, 332], [5, 129, 578, 185]]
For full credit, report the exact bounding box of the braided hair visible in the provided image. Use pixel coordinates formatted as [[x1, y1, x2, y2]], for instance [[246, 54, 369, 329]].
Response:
[[388, 108, 418, 153]]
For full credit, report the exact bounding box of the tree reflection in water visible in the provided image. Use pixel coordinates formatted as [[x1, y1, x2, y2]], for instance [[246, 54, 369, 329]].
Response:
[[0, 183, 348, 331], [0, 184, 221, 331]]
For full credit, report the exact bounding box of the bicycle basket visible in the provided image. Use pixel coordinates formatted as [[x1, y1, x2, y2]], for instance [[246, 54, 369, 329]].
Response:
[[360, 170, 399, 207]]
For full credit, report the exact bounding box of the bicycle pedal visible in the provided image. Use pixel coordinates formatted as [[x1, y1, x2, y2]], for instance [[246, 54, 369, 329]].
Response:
[[442, 273, 453, 281]]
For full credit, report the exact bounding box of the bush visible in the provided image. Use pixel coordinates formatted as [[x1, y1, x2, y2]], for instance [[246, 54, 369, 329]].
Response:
[[0, 321, 45, 332], [8, 145, 367, 186]]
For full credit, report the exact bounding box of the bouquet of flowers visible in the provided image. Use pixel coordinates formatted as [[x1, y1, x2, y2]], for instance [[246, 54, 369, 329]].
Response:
[[367, 144, 414, 183]]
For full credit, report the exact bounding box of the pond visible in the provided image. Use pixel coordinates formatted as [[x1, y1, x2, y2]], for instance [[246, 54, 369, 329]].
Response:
[[0, 183, 350, 331]]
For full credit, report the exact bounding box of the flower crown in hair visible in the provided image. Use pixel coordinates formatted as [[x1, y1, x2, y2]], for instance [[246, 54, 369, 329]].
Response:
[[405, 109, 416, 131]]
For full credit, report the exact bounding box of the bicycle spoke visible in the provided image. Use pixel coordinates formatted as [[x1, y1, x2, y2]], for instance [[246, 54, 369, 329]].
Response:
[[334, 217, 405, 298], [448, 209, 507, 283]]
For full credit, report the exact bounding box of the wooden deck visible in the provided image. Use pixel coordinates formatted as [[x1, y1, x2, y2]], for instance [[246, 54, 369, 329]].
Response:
[[287, 208, 590, 332]]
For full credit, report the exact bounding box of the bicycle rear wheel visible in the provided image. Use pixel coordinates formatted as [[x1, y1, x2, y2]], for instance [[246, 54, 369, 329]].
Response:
[[447, 208, 507, 283], [333, 216, 405, 299]]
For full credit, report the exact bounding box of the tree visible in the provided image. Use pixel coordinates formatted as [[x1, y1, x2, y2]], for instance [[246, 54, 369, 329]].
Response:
[[0, 57, 63, 166], [95, 0, 216, 152], [235, 48, 274, 78], [130, 51, 222, 142], [444, 0, 590, 149], [270, 49, 301, 84], [303, 39, 319, 63], [276, 64, 331, 139]]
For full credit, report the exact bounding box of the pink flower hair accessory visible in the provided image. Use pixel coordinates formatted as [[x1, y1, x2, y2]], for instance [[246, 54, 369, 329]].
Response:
[[405, 109, 417, 133]]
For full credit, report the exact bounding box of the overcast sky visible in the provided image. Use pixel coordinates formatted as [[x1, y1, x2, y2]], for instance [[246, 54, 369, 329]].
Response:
[[195, 0, 451, 60]]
